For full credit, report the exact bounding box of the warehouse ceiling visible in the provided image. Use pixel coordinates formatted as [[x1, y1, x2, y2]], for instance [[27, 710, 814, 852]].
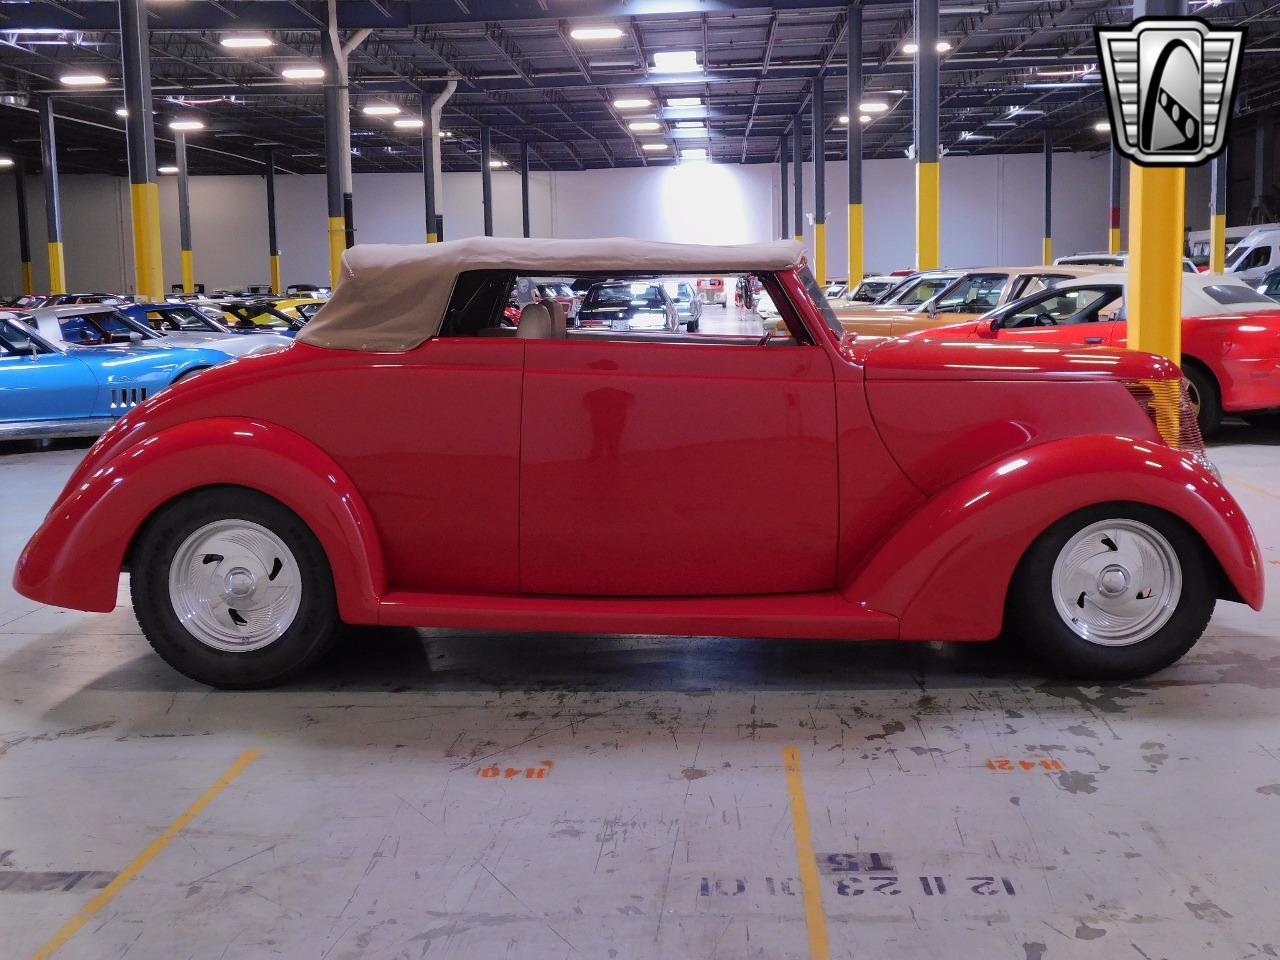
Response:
[[1, 0, 1279, 177]]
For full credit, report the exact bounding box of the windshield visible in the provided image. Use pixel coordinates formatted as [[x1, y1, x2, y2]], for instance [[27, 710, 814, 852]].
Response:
[[796, 264, 843, 337], [58, 309, 156, 345], [885, 275, 956, 306], [0, 317, 48, 354], [932, 273, 1009, 312], [146, 306, 221, 332], [1224, 244, 1247, 268]]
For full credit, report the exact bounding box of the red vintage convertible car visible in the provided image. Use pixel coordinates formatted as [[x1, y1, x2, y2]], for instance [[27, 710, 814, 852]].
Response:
[[14, 238, 1262, 688], [913, 272, 1280, 435]]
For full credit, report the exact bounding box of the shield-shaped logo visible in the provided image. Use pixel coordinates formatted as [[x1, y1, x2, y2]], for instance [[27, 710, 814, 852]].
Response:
[[1096, 17, 1245, 166]]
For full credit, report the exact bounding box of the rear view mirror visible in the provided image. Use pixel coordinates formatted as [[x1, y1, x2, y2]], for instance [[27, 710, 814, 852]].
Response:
[[976, 317, 999, 339]]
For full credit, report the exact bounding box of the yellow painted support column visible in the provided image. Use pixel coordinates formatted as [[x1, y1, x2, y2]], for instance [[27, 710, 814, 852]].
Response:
[[47, 242, 66, 294], [270, 254, 282, 296], [1042, 237, 1052, 265], [1127, 165, 1184, 364], [181, 249, 194, 295], [793, 233, 803, 243], [20, 261, 34, 296], [130, 182, 154, 300], [1108, 225, 1122, 254], [328, 216, 345, 288], [1209, 213, 1226, 273], [915, 161, 940, 271], [848, 203, 863, 286], [426, 231, 438, 243], [814, 222, 827, 286], [145, 181, 164, 301]]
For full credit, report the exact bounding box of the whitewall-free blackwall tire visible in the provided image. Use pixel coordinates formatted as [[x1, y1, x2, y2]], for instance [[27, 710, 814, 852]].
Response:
[[130, 487, 340, 689]]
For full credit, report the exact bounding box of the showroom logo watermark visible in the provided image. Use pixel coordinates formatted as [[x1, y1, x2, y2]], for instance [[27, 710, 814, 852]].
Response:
[[1095, 16, 1245, 166]]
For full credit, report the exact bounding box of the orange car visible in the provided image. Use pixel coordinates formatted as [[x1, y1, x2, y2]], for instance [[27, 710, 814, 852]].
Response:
[[836, 266, 1105, 339]]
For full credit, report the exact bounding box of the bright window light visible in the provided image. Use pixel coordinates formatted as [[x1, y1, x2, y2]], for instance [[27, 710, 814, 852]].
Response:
[[0, 157, 13, 169], [653, 50, 700, 72], [362, 103, 401, 116], [570, 26, 623, 41], [613, 97, 651, 109], [221, 35, 273, 49], [281, 66, 325, 80], [642, 142, 669, 151], [628, 120, 661, 132], [860, 101, 890, 112], [60, 73, 107, 86], [680, 147, 708, 161], [158, 165, 179, 175], [489, 159, 507, 168], [666, 96, 702, 107], [168, 119, 204, 131], [394, 118, 425, 129]]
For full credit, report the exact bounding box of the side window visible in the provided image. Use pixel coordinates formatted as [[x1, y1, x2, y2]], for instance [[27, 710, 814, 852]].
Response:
[[58, 315, 104, 344], [439, 270, 516, 337], [935, 273, 1008, 311], [1000, 288, 1121, 329], [1011, 273, 1074, 299], [1240, 246, 1271, 271]]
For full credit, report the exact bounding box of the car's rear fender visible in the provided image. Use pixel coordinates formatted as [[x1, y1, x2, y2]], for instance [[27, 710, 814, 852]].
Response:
[[842, 434, 1263, 641], [13, 417, 387, 622]]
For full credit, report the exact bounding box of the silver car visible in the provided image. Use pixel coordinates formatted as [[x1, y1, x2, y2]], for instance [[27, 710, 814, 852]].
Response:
[[25, 304, 290, 359], [663, 280, 704, 332]]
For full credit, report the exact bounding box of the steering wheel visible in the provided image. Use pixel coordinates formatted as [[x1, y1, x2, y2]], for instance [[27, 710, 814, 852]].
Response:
[[1034, 312, 1057, 327]]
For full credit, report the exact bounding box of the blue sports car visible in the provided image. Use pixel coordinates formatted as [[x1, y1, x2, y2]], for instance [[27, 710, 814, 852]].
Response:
[[0, 313, 231, 441]]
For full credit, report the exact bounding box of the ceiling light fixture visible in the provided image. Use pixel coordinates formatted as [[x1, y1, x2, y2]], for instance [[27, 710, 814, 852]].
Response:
[[394, 118, 425, 128], [0, 157, 13, 169], [281, 66, 325, 80], [628, 120, 661, 131], [60, 73, 107, 86], [613, 97, 652, 109], [666, 96, 702, 107], [860, 114, 872, 124], [220, 35, 273, 49], [838, 114, 850, 124], [860, 101, 890, 113], [680, 148, 708, 161], [642, 142, 669, 151], [653, 50, 700, 72], [362, 102, 401, 116], [1093, 121, 1110, 132], [168, 119, 204, 131], [902, 41, 951, 54], [115, 107, 128, 117], [569, 26, 624, 41], [158, 165, 180, 174], [489, 158, 507, 168], [674, 120, 705, 130]]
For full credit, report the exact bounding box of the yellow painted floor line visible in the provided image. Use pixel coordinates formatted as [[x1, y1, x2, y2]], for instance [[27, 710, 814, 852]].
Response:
[[28, 749, 262, 960], [783, 747, 832, 960], [1226, 474, 1280, 501]]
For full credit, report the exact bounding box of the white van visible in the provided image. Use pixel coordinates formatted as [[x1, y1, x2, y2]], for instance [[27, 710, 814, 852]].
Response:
[[1223, 227, 1280, 285]]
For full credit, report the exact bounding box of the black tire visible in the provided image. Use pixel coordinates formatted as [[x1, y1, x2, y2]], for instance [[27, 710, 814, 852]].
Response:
[[1005, 503, 1215, 680], [1182, 362, 1222, 437], [687, 318, 699, 333], [130, 487, 340, 688]]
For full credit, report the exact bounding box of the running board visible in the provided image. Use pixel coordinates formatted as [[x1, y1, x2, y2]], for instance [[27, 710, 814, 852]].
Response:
[[0, 417, 116, 441], [378, 590, 899, 640]]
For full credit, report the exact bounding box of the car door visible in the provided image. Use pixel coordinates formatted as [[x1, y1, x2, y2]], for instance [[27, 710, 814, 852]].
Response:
[[992, 284, 1125, 347], [519, 316, 839, 596], [0, 320, 99, 423]]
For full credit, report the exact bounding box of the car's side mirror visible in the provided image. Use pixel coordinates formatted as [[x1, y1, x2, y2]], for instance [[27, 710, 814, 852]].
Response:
[[976, 317, 999, 338], [926, 301, 938, 318], [129, 331, 143, 343]]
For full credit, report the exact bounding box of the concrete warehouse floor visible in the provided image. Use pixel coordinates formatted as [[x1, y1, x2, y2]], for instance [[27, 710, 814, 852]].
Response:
[[1, 424, 1278, 960]]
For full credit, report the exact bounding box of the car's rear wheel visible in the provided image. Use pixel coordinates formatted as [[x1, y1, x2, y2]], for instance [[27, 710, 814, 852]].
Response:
[[1007, 503, 1214, 679], [1182, 363, 1222, 437], [131, 488, 339, 688]]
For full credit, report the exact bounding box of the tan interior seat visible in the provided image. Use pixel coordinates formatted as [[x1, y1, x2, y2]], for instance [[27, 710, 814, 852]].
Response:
[[540, 297, 568, 336], [516, 301, 564, 339]]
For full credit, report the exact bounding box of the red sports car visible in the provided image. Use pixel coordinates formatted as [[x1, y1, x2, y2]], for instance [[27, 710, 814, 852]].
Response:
[[13, 238, 1262, 688], [912, 271, 1280, 434]]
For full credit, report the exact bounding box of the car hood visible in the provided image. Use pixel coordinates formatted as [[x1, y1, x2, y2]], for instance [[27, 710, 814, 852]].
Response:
[[855, 335, 1180, 382], [156, 331, 292, 356]]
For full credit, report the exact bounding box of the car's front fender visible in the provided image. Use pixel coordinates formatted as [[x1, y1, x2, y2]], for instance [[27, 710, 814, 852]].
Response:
[[14, 417, 387, 622], [844, 435, 1263, 641]]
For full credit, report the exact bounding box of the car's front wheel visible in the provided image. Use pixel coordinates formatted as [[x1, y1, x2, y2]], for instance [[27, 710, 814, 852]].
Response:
[[1007, 503, 1214, 679], [130, 488, 339, 688]]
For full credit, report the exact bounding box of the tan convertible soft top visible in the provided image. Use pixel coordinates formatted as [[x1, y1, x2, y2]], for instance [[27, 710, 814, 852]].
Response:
[[297, 236, 806, 352]]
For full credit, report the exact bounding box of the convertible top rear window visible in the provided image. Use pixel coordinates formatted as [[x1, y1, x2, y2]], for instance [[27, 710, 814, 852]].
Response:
[[1202, 284, 1274, 306]]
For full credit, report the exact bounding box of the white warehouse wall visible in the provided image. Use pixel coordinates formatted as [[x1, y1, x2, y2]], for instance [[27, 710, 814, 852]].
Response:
[[0, 151, 1215, 296]]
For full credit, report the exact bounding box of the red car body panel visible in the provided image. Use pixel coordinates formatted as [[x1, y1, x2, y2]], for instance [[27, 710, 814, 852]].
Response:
[[13, 268, 1265, 643], [928, 310, 1280, 413]]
